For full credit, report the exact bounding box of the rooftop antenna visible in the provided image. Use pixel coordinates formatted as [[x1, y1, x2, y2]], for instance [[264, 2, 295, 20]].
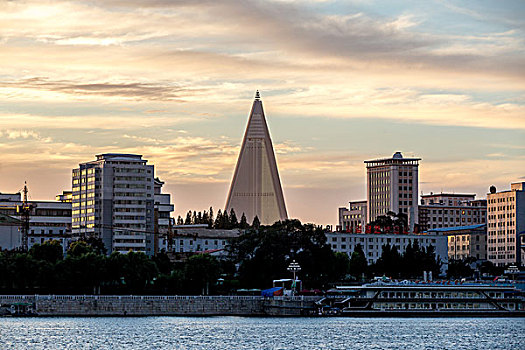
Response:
[[255, 90, 260, 100]]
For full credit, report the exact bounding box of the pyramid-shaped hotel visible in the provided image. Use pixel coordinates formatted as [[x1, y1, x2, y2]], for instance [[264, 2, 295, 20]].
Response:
[[225, 91, 288, 225]]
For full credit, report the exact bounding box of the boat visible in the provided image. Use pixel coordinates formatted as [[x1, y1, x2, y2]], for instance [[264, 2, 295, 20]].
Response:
[[320, 281, 524, 317]]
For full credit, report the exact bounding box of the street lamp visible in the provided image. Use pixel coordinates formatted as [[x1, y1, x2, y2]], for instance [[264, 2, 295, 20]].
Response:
[[287, 260, 301, 295]]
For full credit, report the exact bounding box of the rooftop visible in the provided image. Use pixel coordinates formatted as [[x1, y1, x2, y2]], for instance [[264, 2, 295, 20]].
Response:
[[364, 152, 421, 166], [428, 224, 486, 233]]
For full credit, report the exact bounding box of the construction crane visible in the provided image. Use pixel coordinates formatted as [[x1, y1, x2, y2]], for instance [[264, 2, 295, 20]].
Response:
[[0, 182, 35, 251]]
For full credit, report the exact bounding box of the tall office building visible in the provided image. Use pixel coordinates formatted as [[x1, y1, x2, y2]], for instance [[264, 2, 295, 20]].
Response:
[[365, 152, 420, 227], [487, 182, 524, 266], [225, 91, 287, 225], [72, 154, 155, 255]]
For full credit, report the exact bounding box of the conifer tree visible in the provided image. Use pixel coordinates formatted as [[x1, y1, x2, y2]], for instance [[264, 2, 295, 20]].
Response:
[[202, 211, 209, 225], [221, 209, 230, 229], [252, 215, 260, 229], [214, 209, 223, 229], [185, 211, 192, 225], [208, 207, 214, 228], [239, 213, 248, 229], [229, 208, 238, 228]]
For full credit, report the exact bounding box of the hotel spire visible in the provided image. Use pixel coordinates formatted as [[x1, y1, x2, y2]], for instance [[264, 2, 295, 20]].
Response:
[[225, 91, 288, 225]]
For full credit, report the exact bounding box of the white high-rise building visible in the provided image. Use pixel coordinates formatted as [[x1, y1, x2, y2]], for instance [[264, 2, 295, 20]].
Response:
[[225, 91, 287, 225], [72, 154, 155, 255], [154, 178, 175, 253], [365, 152, 420, 227], [487, 182, 525, 267]]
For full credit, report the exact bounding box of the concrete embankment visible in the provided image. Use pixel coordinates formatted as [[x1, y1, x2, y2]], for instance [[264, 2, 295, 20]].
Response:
[[0, 295, 318, 317]]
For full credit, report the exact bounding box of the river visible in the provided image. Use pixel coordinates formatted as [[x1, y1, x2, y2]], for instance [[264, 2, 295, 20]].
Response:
[[0, 316, 523, 349]]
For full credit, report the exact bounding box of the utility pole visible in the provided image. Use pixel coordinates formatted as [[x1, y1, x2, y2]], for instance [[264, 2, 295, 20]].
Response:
[[18, 182, 33, 251]]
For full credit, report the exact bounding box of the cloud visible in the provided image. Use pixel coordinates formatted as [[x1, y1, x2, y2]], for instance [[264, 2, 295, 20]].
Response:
[[0, 77, 201, 102]]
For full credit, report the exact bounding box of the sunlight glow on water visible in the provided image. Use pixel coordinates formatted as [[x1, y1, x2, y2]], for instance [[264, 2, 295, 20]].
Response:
[[0, 317, 523, 349]]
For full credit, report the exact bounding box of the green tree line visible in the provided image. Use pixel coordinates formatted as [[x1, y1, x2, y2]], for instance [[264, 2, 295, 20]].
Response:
[[0, 240, 224, 295], [175, 207, 254, 229]]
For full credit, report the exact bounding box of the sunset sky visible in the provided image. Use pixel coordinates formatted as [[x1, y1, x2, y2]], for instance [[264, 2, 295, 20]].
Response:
[[1, 0, 524, 225]]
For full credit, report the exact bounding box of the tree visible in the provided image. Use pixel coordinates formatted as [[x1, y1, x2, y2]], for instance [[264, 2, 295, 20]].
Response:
[[214, 209, 223, 229], [184, 254, 220, 295], [67, 241, 94, 257], [349, 244, 368, 279], [228, 220, 343, 289], [447, 258, 474, 279], [29, 240, 63, 263], [208, 207, 214, 228], [239, 213, 248, 229], [202, 211, 209, 226], [185, 211, 192, 225], [221, 209, 230, 229], [229, 209, 238, 229], [251, 215, 260, 229], [85, 236, 107, 255]]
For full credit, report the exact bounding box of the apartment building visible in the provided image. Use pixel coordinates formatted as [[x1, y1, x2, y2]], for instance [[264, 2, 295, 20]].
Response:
[[72, 154, 155, 255], [487, 182, 524, 266]]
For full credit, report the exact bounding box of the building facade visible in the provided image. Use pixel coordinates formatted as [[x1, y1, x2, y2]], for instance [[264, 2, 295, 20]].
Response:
[[166, 224, 240, 258], [338, 200, 367, 232], [225, 91, 288, 225], [72, 154, 155, 255], [419, 193, 486, 231], [428, 224, 487, 261], [487, 182, 525, 267], [0, 192, 72, 253], [154, 178, 175, 254], [365, 152, 420, 228], [326, 232, 448, 267]]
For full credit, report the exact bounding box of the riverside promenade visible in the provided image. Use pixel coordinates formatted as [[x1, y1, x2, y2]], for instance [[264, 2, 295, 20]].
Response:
[[0, 295, 318, 317]]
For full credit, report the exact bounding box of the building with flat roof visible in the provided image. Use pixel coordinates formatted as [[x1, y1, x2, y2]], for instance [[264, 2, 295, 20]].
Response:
[[169, 224, 241, 259], [419, 193, 486, 231], [429, 224, 487, 261], [365, 152, 420, 228], [487, 182, 525, 267], [72, 153, 155, 255], [0, 192, 72, 253], [326, 231, 447, 267], [337, 200, 367, 233]]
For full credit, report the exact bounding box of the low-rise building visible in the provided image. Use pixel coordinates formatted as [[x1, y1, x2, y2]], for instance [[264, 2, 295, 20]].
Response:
[[337, 200, 367, 233], [170, 224, 240, 258], [0, 192, 72, 253], [418, 193, 486, 231], [0, 213, 22, 250], [326, 231, 448, 266], [428, 224, 487, 261], [487, 182, 525, 267]]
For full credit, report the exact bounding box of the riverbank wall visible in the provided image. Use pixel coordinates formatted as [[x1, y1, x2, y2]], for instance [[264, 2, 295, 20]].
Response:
[[0, 295, 318, 317]]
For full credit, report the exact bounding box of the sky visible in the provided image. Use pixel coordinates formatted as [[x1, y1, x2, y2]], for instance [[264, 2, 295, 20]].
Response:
[[1, 0, 524, 226]]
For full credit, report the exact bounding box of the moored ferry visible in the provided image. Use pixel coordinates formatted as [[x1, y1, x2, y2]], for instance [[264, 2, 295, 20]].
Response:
[[320, 281, 524, 316]]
